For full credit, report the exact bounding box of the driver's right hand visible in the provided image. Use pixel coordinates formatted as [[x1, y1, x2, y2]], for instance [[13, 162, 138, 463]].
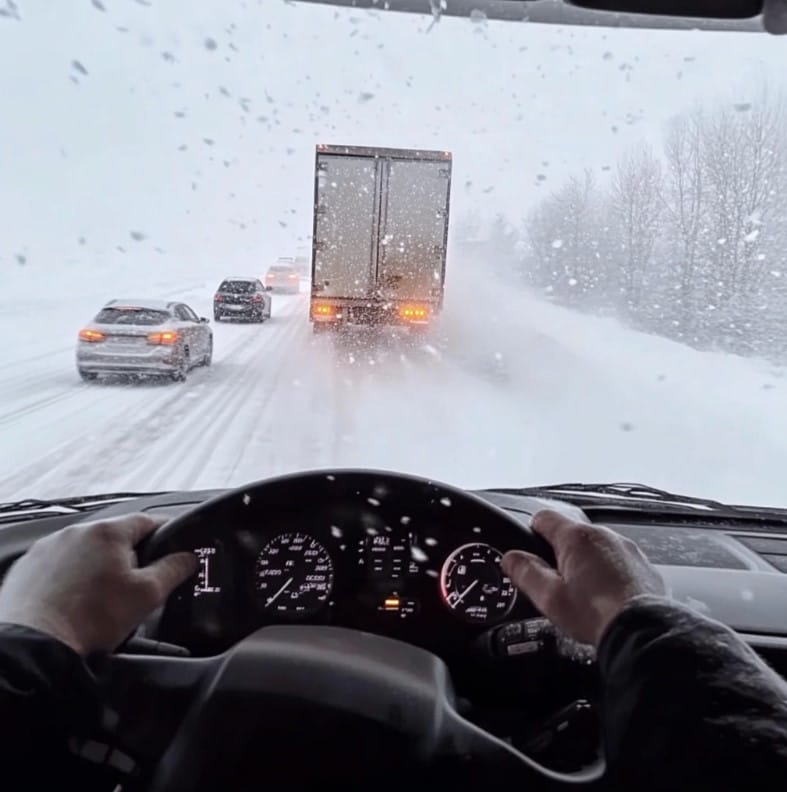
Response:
[[502, 510, 665, 647]]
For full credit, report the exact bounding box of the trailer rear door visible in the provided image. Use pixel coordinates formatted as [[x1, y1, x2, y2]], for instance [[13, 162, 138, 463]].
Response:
[[313, 155, 378, 299], [377, 158, 450, 303]]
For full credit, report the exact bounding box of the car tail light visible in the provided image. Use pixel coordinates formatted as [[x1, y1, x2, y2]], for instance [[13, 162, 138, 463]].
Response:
[[79, 328, 105, 342], [251, 294, 263, 303], [398, 305, 429, 321], [288, 274, 298, 280], [214, 294, 223, 302], [147, 330, 179, 345]]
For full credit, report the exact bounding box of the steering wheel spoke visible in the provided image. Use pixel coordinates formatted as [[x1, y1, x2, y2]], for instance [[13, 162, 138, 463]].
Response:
[[97, 652, 220, 779]]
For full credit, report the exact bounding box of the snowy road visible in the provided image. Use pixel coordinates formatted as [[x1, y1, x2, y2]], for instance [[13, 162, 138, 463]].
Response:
[[0, 287, 527, 498], [1, 276, 786, 507]]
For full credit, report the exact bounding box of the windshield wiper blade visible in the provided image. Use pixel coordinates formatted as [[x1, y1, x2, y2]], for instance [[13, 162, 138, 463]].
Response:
[[493, 482, 740, 512], [0, 491, 169, 517]]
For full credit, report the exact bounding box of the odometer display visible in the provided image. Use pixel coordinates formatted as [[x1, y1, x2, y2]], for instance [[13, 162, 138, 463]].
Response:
[[255, 533, 334, 617], [440, 543, 516, 625]]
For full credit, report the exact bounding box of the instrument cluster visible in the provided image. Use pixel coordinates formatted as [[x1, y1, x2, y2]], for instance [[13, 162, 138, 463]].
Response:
[[156, 500, 539, 657]]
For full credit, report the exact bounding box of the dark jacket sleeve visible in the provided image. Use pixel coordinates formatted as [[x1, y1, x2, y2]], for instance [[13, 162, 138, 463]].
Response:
[[598, 595, 787, 791], [0, 623, 104, 785]]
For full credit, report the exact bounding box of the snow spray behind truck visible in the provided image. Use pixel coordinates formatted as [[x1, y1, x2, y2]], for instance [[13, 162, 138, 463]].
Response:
[[310, 144, 452, 334]]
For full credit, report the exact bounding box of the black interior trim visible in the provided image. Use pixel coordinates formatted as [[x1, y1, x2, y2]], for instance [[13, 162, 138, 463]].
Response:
[[295, 0, 766, 31]]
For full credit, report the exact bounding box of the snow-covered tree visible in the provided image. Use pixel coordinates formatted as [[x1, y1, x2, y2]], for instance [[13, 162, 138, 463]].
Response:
[[525, 170, 608, 306], [609, 143, 663, 312], [520, 88, 787, 362]]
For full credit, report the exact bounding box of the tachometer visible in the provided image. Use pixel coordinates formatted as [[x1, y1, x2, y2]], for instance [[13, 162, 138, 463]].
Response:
[[439, 542, 516, 625], [255, 533, 334, 617]]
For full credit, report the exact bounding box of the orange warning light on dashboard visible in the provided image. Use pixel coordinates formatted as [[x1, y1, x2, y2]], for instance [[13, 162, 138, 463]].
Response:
[[383, 597, 400, 611]]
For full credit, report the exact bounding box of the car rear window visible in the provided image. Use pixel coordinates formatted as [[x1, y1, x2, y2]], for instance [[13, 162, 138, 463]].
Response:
[[94, 307, 170, 325], [269, 266, 294, 273], [219, 280, 255, 294]]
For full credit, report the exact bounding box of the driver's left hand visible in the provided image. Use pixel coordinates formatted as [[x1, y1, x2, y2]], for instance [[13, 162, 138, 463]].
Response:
[[0, 513, 197, 656]]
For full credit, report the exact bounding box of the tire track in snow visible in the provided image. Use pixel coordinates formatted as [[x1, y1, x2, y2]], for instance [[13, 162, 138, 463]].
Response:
[[10, 296, 305, 497], [0, 310, 286, 498], [0, 383, 92, 428], [142, 301, 307, 491], [0, 283, 225, 425], [217, 316, 342, 482]]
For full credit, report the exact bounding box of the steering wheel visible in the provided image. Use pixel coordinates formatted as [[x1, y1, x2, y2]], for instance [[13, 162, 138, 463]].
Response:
[[104, 470, 605, 791]]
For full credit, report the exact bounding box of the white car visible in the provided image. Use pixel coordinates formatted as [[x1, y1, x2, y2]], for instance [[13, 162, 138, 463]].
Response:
[[264, 263, 301, 294], [76, 298, 213, 383]]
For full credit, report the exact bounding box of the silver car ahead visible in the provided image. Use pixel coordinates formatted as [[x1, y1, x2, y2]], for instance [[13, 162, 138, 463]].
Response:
[[76, 299, 213, 383]]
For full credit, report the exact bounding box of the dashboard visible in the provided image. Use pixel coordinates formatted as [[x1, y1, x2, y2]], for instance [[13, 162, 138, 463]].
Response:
[[4, 476, 787, 780], [149, 489, 545, 660], [3, 483, 787, 667]]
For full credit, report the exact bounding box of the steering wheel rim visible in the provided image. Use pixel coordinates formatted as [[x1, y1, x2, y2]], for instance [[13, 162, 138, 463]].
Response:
[[108, 469, 604, 791], [140, 467, 556, 564]]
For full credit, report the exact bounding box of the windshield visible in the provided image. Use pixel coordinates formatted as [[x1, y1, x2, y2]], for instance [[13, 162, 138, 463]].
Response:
[[94, 308, 170, 326], [1, 4, 785, 507]]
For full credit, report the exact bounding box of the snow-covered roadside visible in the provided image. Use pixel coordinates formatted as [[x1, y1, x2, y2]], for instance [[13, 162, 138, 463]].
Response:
[[430, 269, 787, 504]]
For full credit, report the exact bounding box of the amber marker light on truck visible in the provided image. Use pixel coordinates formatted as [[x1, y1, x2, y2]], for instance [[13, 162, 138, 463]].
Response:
[[398, 305, 429, 321], [313, 304, 335, 317]]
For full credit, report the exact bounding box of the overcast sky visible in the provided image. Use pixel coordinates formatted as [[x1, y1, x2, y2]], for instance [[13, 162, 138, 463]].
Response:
[[1, 1, 785, 279]]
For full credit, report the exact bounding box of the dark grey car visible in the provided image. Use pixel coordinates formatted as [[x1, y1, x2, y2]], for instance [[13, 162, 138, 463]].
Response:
[[76, 299, 213, 383], [213, 277, 273, 322]]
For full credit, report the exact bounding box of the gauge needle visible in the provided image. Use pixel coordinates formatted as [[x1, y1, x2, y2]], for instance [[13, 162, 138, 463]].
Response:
[[266, 577, 294, 607], [450, 579, 478, 608]]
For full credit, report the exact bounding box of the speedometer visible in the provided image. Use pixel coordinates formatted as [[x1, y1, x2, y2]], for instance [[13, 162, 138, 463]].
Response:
[[255, 533, 334, 617], [439, 543, 516, 625]]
